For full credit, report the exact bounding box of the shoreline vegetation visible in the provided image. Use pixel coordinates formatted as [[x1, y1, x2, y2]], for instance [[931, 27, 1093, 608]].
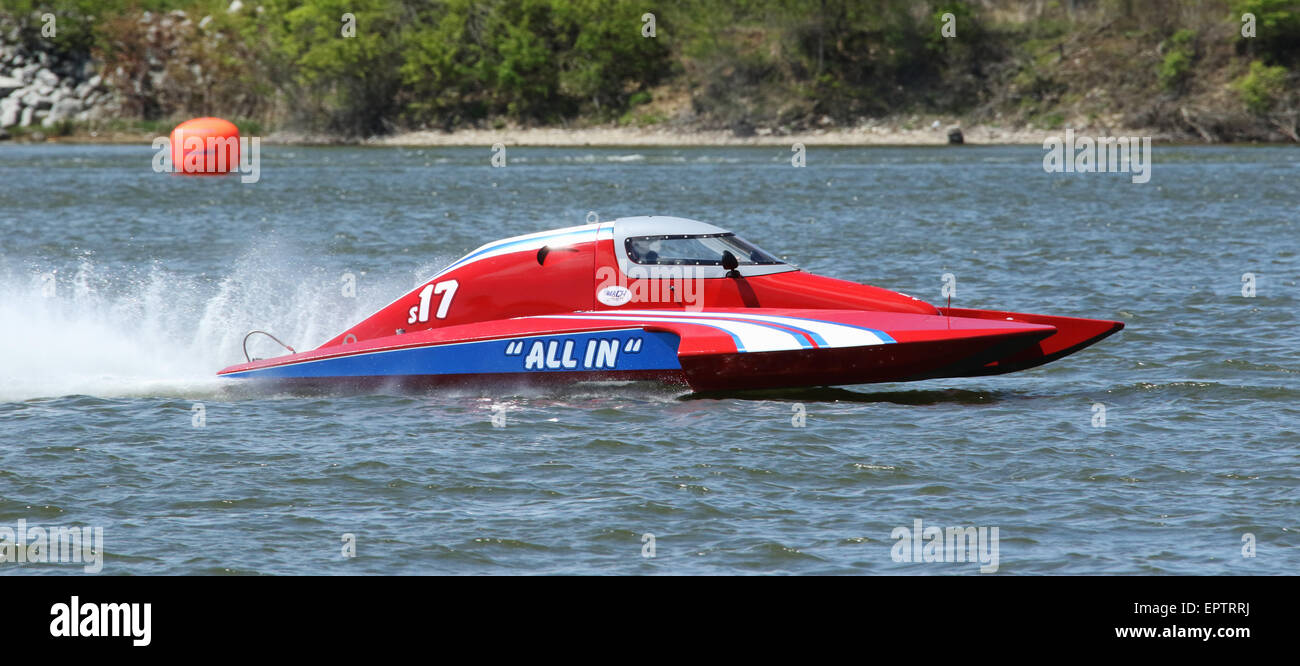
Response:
[[1, 1, 1298, 146]]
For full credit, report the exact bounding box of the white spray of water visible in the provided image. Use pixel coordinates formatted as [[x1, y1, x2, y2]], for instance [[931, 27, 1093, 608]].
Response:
[[0, 248, 452, 402]]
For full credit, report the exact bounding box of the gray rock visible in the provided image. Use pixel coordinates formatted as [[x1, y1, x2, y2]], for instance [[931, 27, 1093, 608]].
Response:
[[35, 68, 58, 88], [12, 53, 24, 67], [19, 106, 33, 127], [22, 92, 53, 110], [1, 98, 19, 128], [82, 104, 110, 121], [0, 75, 21, 96], [45, 97, 81, 125]]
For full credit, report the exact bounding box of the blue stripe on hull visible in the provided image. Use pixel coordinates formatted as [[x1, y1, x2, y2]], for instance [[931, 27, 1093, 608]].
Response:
[[225, 329, 682, 380]]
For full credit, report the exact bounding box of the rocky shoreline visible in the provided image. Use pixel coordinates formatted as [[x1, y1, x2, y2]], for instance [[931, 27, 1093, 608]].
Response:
[[0, 34, 116, 139]]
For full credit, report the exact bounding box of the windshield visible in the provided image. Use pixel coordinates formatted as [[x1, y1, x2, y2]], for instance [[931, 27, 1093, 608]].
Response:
[[625, 233, 782, 266]]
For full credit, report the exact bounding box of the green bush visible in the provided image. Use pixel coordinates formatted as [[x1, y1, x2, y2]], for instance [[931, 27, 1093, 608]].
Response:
[[1158, 30, 1197, 92], [263, 0, 407, 134], [399, 0, 668, 125], [1234, 60, 1290, 113]]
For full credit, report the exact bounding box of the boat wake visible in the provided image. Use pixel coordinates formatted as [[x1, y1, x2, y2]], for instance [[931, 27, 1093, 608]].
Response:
[[0, 247, 447, 402]]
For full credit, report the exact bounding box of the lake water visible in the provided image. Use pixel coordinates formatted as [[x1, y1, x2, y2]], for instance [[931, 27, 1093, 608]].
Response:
[[0, 143, 1296, 574]]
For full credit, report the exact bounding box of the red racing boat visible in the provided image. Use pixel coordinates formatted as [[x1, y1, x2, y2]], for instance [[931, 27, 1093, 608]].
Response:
[[218, 216, 1123, 392]]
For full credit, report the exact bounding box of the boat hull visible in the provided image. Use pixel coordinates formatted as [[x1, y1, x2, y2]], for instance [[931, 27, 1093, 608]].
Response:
[[679, 327, 1052, 391], [217, 307, 1116, 392]]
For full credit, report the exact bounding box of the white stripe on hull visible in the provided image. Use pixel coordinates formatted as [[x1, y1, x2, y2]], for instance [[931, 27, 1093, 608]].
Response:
[[527, 314, 808, 352], [559, 310, 893, 348]]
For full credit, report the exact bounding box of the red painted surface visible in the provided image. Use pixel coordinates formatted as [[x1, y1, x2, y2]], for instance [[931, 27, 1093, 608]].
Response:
[[321, 240, 596, 348], [938, 307, 1125, 376]]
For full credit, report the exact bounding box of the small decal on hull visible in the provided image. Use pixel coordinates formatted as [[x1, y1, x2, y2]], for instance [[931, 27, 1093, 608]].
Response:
[[597, 285, 633, 306]]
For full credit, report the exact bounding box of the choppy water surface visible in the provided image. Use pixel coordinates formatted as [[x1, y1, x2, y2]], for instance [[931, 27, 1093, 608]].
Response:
[[0, 143, 1296, 574]]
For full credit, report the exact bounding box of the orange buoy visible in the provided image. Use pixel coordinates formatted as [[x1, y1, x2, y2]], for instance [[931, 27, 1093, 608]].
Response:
[[170, 117, 240, 175]]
